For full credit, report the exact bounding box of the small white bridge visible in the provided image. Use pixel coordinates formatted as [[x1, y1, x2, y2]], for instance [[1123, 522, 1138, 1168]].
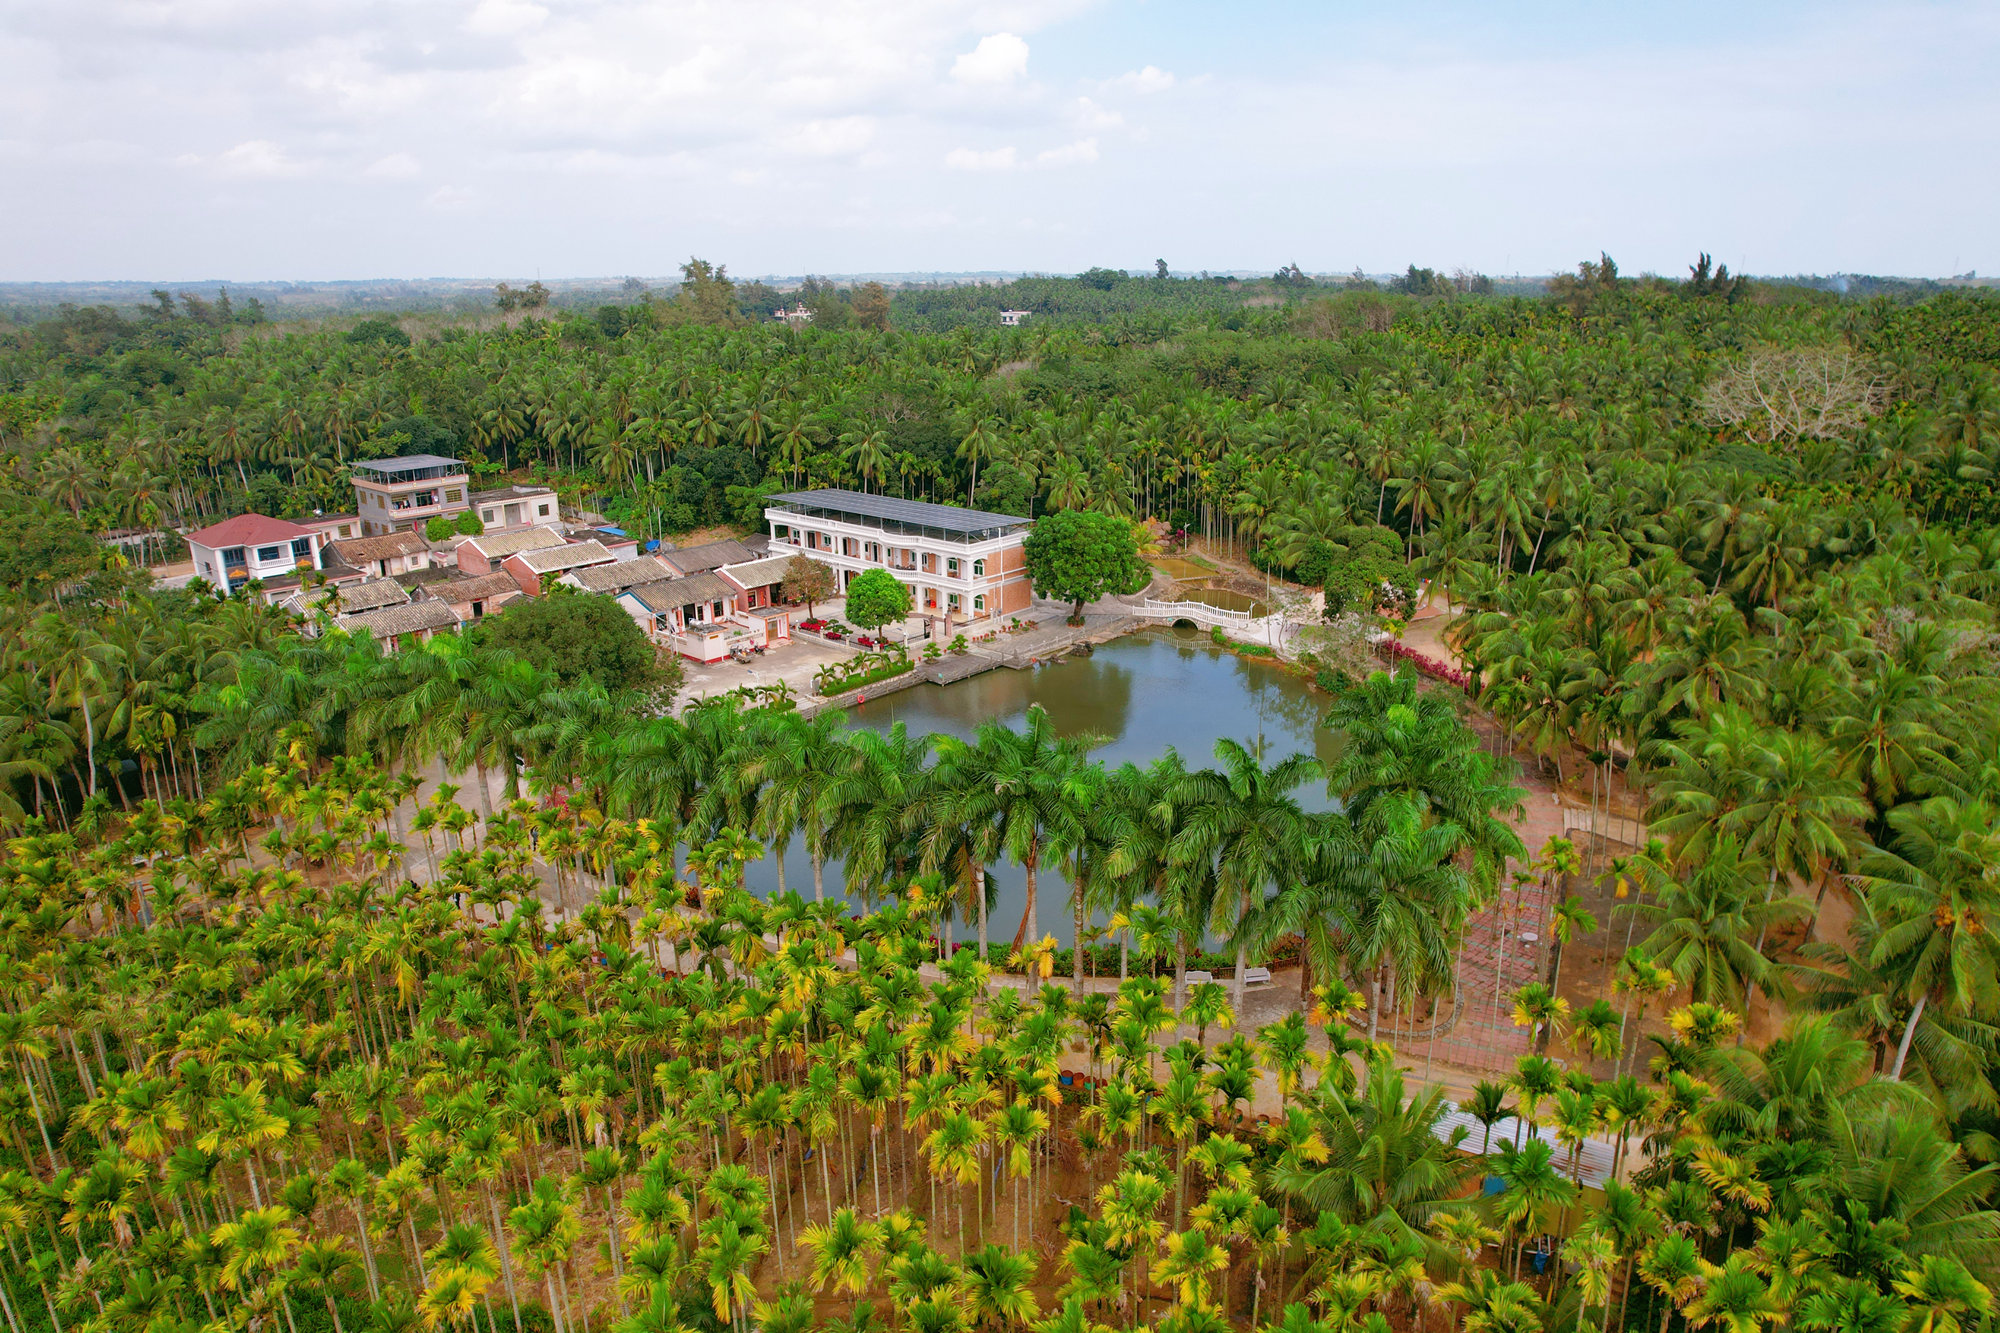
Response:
[[1133, 598, 1282, 645]]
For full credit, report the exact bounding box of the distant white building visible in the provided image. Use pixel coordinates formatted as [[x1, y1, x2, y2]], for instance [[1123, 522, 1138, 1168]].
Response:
[[999, 309, 1031, 326], [774, 304, 814, 326]]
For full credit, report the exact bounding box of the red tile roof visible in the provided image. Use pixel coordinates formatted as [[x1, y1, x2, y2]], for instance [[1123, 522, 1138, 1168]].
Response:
[[185, 513, 316, 549]]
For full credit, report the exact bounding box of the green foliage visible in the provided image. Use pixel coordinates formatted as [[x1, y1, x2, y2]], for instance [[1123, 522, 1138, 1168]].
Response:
[[345, 317, 410, 348], [1023, 508, 1141, 621], [453, 509, 486, 536], [813, 646, 912, 696], [781, 556, 837, 615], [424, 515, 457, 541], [843, 568, 912, 631], [479, 590, 671, 693]]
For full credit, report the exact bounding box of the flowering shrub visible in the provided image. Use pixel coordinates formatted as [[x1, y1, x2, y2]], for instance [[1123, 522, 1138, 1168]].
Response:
[[1385, 638, 1472, 689]]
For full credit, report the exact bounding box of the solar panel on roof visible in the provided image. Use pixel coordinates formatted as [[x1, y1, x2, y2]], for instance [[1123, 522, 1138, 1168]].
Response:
[[767, 489, 1029, 533]]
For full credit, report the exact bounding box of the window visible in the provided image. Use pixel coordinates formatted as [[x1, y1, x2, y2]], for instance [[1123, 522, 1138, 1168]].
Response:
[[256, 545, 283, 563], [223, 547, 246, 565], [974, 594, 987, 611], [445, 488, 463, 502], [712, 601, 725, 620], [337, 524, 353, 538], [537, 504, 550, 517], [947, 593, 961, 610], [972, 558, 986, 577], [946, 557, 960, 577], [482, 509, 496, 523], [291, 538, 312, 561]]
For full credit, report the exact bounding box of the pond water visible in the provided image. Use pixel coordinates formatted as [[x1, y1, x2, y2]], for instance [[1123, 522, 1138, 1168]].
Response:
[[740, 626, 1337, 946]]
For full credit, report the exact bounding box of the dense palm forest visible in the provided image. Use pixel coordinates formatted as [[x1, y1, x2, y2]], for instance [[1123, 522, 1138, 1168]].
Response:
[[3, 263, 2000, 1333]]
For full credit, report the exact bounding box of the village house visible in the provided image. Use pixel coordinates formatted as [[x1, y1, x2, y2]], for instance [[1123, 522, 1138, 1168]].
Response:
[[336, 595, 463, 650], [469, 483, 561, 533], [556, 555, 677, 596], [351, 454, 560, 537], [183, 513, 331, 598], [764, 489, 1033, 632], [330, 530, 433, 579], [717, 554, 797, 648], [455, 526, 567, 576], [281, 577, 410, 621], [616, 572, 756, 662], [657, 537, 764, 577], [502, 539, 617, 597], [430, 572, 523, 623]]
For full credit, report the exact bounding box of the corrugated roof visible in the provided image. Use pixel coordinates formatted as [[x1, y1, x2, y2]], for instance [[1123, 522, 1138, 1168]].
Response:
[[658, 538, 759, 576], [339, 598, 462, 638], [624, 571, 736, 610], [464, 527, 566, 558], [768, 489, 1029, 535], [185, 513, 316, 548], [562, 555, 674, 593], [719, 554, 795, 589], [515, 539, 615, 573]]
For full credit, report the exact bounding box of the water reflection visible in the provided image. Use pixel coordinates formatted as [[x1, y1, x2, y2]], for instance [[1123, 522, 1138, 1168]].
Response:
[[741, 626, 1336, 945]]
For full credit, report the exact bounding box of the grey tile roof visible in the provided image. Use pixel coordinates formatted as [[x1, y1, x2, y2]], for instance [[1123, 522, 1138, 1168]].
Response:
[[658, 538, 760, 576], [464, 527, 566, 559], [719, 554, 795, 589], [435, 572, 522, 602], [339, 598, 462, 638], [562, 555, 674, 593], [328, 579, 411, 612], [331, 531, 429, 564], [514, 539, 615, 574], [624, 572, 736, 610]]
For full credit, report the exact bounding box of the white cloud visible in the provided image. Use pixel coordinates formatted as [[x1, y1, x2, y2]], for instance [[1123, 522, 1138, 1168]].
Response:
[[1105, 65, 1174, 94], [1035, 137, 1098, 167], [945, 145, 1019, 171], [424, 184, 473, 210], [464, 0, 548, 38], [782, 117, 876, 157], [364, 152, 422, 180], [951, 32, 1029, 85], [212, 139, 310, 178], [1073, 97, 1122, 130]]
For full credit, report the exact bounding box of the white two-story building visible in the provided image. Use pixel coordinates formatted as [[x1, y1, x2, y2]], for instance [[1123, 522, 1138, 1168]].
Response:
[[184, 513, 329, 597], [764, 489, 1033, 631]]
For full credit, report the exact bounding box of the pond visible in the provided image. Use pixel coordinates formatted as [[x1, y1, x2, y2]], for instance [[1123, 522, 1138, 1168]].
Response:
[[740, 626, 1337, 946]]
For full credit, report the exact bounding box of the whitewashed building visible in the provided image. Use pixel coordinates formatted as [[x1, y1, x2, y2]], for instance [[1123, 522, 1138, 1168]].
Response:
[[764, 489, 1033, 631]]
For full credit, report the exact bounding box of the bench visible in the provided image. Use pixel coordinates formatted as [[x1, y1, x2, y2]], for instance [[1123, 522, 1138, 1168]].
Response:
[[1241, 966, 1274, 987], [1183, 970, 1214, 985]]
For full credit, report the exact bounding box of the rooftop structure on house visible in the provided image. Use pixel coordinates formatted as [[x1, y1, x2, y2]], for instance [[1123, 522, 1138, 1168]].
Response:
[[183, 513, 329, 597], [469, 484, 561, 533], [764, 489, 1034, 628]]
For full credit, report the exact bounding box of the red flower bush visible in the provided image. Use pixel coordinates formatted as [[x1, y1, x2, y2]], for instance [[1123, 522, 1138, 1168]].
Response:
[[1385, 638, 1472, 689]]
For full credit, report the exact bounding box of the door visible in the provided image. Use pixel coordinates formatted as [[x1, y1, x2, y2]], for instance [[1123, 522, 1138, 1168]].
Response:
[[505, 503, 522, 526]]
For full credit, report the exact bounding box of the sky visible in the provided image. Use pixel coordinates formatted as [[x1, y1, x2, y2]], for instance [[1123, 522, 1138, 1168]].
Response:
[[3, 0, 1995, 282]]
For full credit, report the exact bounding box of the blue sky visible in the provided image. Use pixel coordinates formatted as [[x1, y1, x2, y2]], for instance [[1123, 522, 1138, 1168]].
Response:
[[2, 0, 1993, 281]]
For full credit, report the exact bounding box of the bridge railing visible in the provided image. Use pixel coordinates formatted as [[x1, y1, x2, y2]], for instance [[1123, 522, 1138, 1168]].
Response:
[[1134, 597, 1256, 629]]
